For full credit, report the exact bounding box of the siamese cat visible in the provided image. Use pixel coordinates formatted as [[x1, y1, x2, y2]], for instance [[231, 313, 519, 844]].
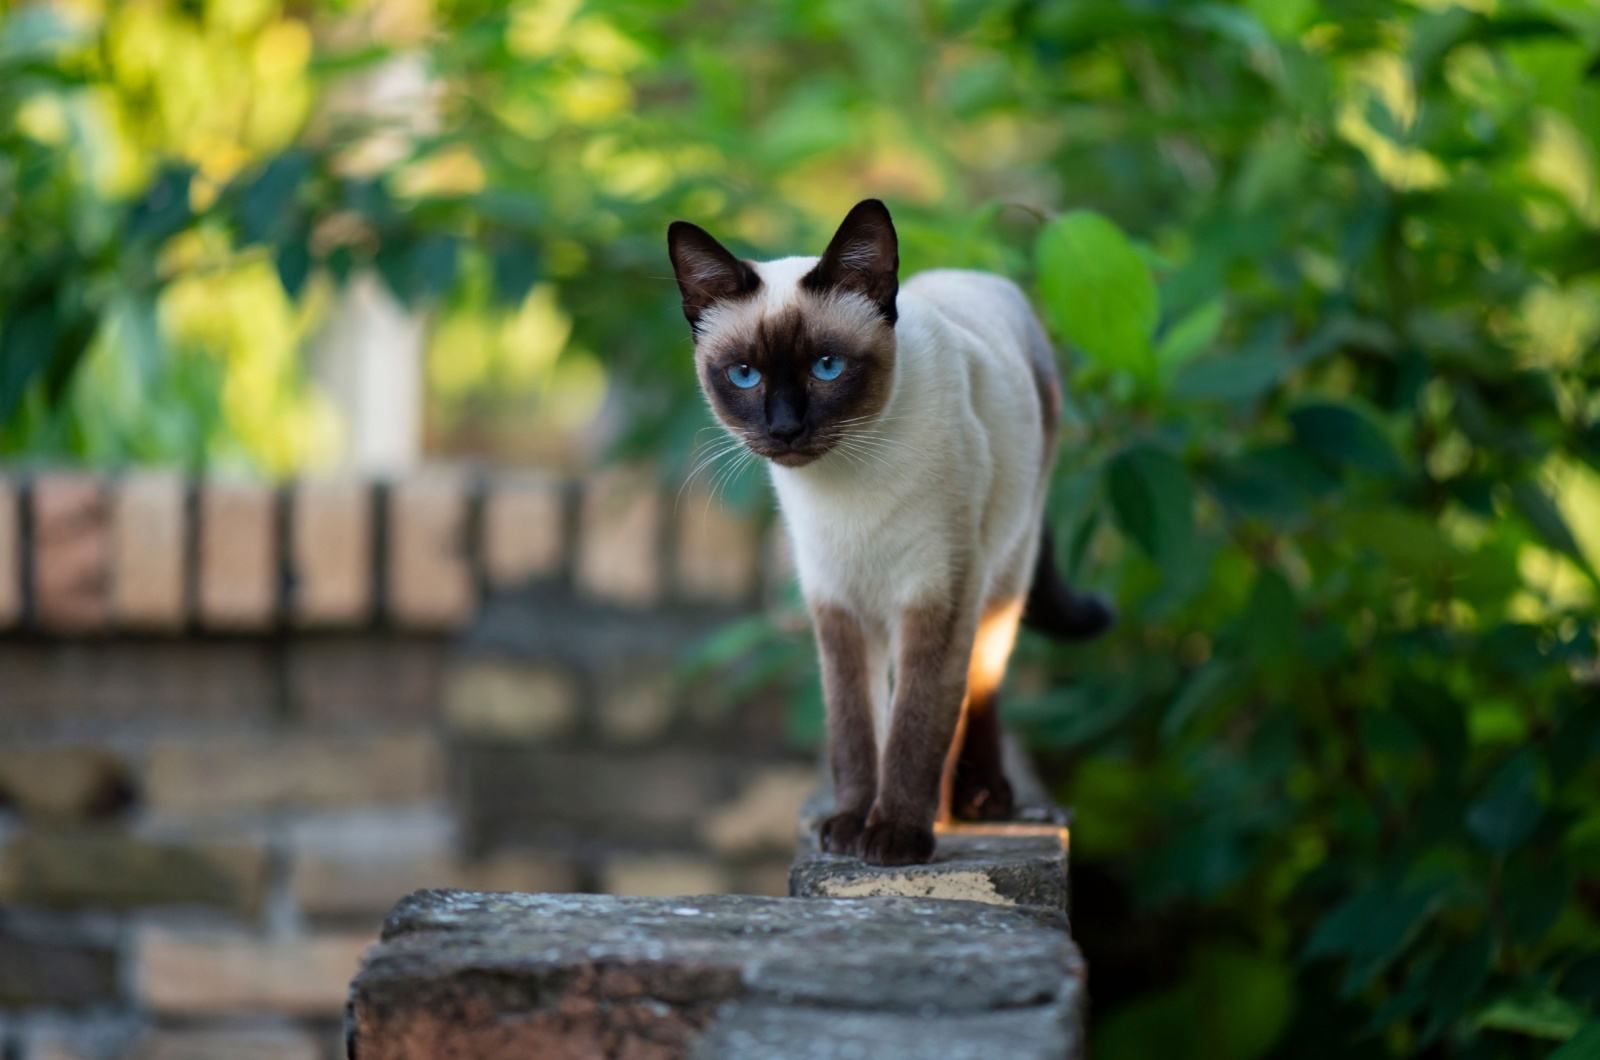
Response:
[[668, 200, 1112, 866]]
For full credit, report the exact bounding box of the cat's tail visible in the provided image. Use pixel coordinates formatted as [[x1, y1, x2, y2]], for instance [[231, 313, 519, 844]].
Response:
[[1022, 521, 1115, 641]]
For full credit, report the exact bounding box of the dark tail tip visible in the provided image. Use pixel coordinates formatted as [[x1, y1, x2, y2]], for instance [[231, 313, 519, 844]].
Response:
[[1022, 522, 1116, 642]]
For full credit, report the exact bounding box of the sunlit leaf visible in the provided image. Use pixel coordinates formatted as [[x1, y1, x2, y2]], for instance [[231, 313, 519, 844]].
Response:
[[1035, 210, 1158, 381]]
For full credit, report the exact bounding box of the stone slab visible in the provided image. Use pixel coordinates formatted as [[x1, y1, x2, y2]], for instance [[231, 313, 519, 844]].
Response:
[[347, 890, 1083, 1060], [690, 1003, 1078, 1060], [789, 827, 1070, 913], [788, 734, 1072, 913]]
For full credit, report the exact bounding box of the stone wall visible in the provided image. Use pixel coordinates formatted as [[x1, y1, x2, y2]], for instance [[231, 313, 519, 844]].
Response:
[[0, 468, 811, 1060]]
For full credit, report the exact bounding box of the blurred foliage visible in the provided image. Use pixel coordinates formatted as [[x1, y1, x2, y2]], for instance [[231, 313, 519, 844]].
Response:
[[5, 0, 1600, 1057]]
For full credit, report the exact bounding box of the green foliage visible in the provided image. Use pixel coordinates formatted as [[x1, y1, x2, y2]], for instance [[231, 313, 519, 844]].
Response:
[[4, 1, 1600, 1058]]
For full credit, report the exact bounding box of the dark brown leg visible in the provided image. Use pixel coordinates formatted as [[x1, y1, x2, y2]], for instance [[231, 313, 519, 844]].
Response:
[[812, 603, 879, 856], [862, 599, 971, 866], [950, 597, 1023, 821], [951, 691, 1015, 820]]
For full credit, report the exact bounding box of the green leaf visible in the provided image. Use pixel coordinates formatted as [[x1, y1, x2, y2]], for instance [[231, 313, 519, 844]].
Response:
[[1289, 401, 1402, 477], [1035, 210, 1158, 381], [1510, 480, 1593, 575], [1156, 298, 1225, 374], [1466, 751, 1542, 854], [1169, 351, 1284, 403], [1475, 990, 1587, 1040], [1550, 1023, 1600, 1060], [1161, 657, 1245, 741], [1106, 445, 1195, 565]]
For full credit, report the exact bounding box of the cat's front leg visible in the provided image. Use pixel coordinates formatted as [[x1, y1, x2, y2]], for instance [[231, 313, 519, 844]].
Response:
[[862, 597, 975, 866], [812, 603, 883, 856]]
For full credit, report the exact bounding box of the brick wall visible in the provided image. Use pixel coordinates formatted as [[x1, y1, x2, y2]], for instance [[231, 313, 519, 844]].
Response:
[[0, 468, 811, 1060]]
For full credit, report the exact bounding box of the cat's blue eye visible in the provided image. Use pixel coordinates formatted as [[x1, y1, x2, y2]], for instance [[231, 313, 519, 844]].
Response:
[[727, 363, 761, 389], [812, 355, 844, 381]]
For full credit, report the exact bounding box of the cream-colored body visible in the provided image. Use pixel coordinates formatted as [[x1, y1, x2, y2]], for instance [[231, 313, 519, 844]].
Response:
[[753, 260, 1055, 746]]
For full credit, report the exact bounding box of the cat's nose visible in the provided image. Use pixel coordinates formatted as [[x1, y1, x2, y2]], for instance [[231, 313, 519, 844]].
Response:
[[768, 421, 804, 444]]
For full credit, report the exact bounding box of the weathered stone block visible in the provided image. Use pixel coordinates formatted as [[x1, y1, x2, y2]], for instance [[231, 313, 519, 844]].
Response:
[[136, 927, 373, 1016], [0, 915, 118, 1007], [198, 481, 278, 631], [481, 474, 564, 589], [388, 474, 475, 629], [290, 477, 372, 627], [0, 746, 131, 821], [674, 488, 760, 605], [789, 828, 1071, 913], [463, 747, 746, 849], [598, 855, 730, 897], [32, 475, 111, 633], [0, 641, 277, 730], [0, 475, 22, 628], [0, 829, 267, 913], [596, 665, 676, 744], [110, 471, 186, 630], [145, 733, 442, 815], [699, 766, 815, 857], [347, 891, 1084, 1060], [442, 659, 577, 741], [134, 1028, 323, 1060], [575, 467, 661, 607], [287, 636, 444, 725], [691, 1005, 1079, 1060]]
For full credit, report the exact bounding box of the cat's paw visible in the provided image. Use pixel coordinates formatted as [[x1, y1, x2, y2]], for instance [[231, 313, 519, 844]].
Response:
[[859, 820, 936, 866], [819, 811, 867, 856], [951, 769, 1015, 822]]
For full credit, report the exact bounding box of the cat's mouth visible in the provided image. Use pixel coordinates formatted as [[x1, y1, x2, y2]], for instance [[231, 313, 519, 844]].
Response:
[[752, 439, 831, 468]]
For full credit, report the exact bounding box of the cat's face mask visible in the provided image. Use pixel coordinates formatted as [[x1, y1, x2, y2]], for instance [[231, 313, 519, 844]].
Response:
[[668, 200, 900, 468]]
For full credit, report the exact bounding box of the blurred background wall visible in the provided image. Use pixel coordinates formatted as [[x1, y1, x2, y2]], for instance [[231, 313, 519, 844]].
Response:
[[3, 0, 1600, 1058]]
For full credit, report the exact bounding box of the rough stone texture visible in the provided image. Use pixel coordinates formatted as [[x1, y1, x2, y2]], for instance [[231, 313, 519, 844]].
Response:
[[0, 914, 119, 1007], [0, 747, 131, 821], [388, 474, 475, 630], [135, 927, 373, 1016], [789, 829, 1070, 914], [442, 658, 577, 741], [32, 475, 111, 633], [690, 1005, 1078, 1060], [198, 481, 278, 631], [0, 830, 268, 913], [674, 489, 760, 605], [575, 468, 661, 608], [287, 636, 445, 725], [347, 891, 1083, 1060], [134, 1027, 323, 1060], [790, 736, 1072, 913], [291, 477, 372, 627], [0, 641, 277, 732], [482, 474, 565, 589], [144, 733, 442, 815], [110, 471, 186, 630], [0, 474, 18, 628]]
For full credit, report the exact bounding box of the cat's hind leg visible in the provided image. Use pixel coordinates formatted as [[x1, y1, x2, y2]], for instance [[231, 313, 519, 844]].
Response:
[[948, 597, 1024, 821]]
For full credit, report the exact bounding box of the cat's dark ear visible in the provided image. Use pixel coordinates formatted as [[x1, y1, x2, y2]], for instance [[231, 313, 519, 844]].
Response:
[[802, 199, 899, 327], [667, 221, 762, 333]]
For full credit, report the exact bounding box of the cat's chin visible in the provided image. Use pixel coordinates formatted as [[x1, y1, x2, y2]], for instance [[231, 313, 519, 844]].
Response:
[[764, 449, 824, 468]]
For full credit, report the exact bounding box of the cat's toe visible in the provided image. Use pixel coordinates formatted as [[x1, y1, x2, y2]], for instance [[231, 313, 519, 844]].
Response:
[[859, 820, 935, 866], [819, 811, 867, 855], [952, 771, 1015, 821]]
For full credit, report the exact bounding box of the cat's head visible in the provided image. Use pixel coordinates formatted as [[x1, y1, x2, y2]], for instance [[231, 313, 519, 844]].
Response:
[[667, 199, 898, 468]]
